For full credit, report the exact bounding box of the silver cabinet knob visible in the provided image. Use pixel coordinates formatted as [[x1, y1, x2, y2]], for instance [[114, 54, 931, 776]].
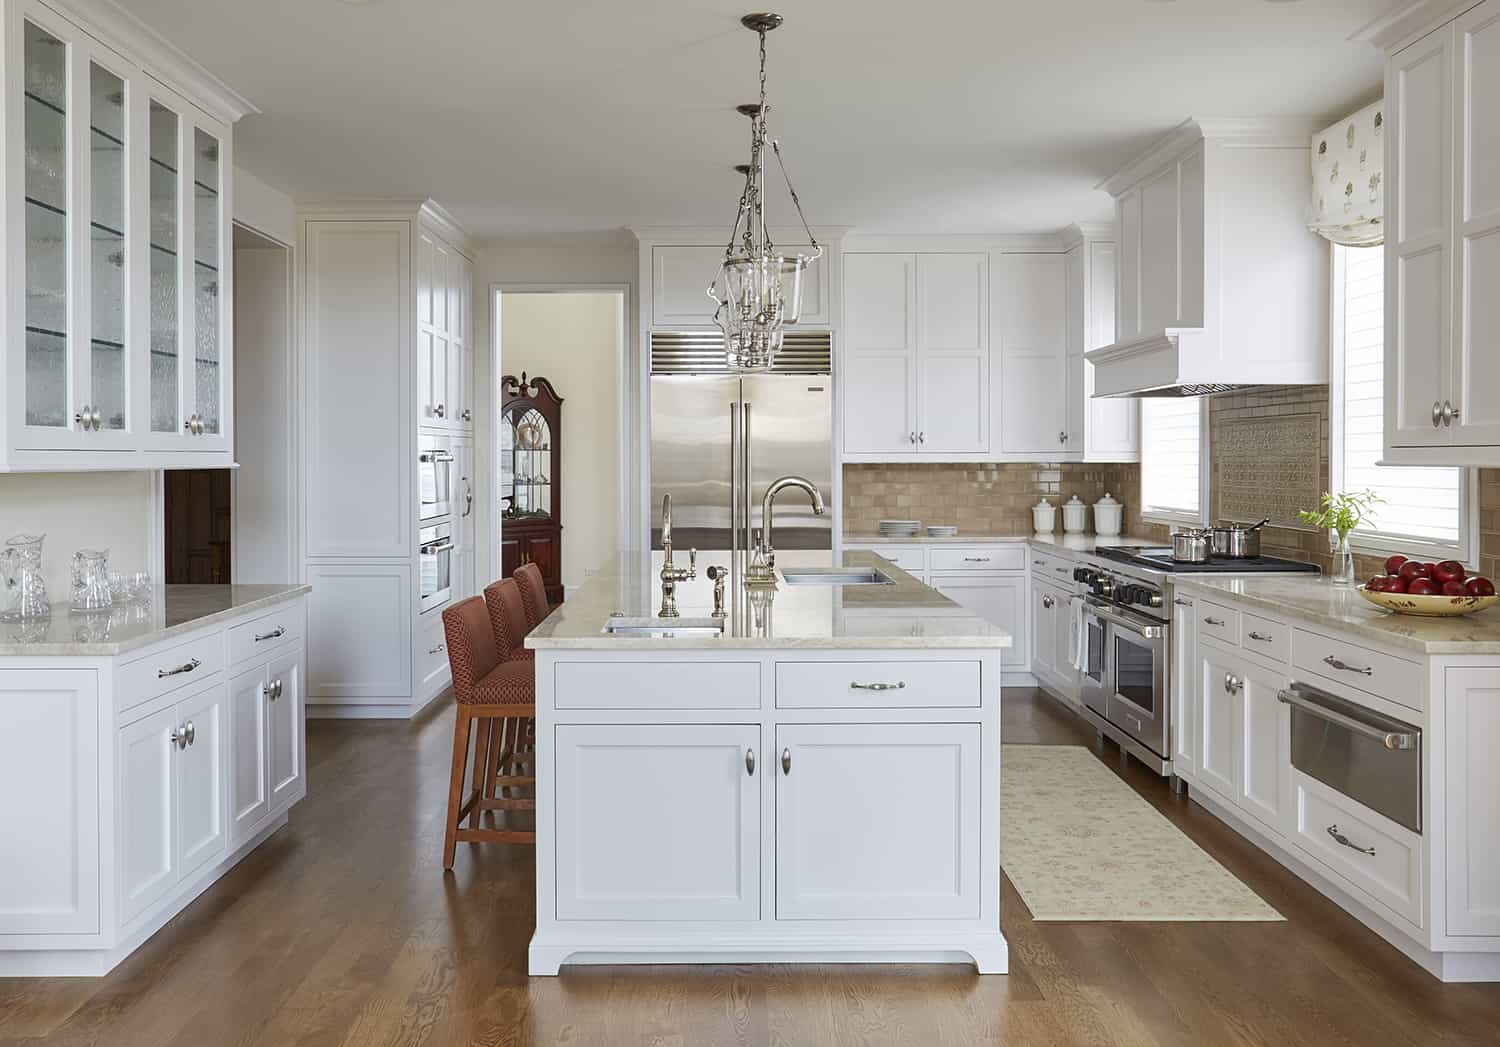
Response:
[[1059, 431, 1067, 445], [184, 721, 196, 746], [1042, 595, 1055, 609], [169, 726, 186, 749], [909, 432, 917, 444], [1442, 400, 1459, 427], [435, 403, 446, 419], [1433, 400, 1444, 428], [917, 431, 925, 444], [781, 748, 792, 775], [461, 408, 472, 422], [90, 406, 102, 430], [745, 748, 756, 776]]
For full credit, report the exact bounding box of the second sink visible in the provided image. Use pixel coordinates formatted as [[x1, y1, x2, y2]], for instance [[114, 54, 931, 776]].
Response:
[[780, 567, 895, 586]]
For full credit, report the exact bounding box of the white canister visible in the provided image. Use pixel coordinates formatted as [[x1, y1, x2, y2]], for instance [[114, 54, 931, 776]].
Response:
[[1062, 495, 1089, 534], [1093, 492, 1123, 536], [1031, 499, 1057, 535]]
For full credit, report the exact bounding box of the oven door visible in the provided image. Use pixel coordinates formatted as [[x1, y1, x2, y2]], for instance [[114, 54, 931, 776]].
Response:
[[1104, 614, 1169, 758], [419, 449, 454, 521], [418, 527, 454, 613], [1080, 605, 1111, 717]]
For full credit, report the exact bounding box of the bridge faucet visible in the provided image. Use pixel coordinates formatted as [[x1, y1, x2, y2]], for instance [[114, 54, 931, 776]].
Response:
[[658, 493, 696, 618], [748, 476, 826, 585]]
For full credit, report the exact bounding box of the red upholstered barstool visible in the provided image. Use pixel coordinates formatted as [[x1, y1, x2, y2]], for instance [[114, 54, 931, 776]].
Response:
[[513, 561, 551, 630], [482, 578, 537, 802], [440, 595, 535, 867]]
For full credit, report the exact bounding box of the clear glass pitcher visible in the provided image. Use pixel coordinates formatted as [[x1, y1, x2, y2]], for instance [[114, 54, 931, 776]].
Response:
[[70, 547, 113, 614], [0, 534, 50, 621]]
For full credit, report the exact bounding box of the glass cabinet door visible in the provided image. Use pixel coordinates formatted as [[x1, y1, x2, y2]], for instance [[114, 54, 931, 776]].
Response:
[[88, 61, 128, 433], [190, 126, 222, 440], [147, 97, 180, 436]]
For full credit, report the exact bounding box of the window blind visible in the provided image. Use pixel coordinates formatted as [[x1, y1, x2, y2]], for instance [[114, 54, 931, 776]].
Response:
[[1141, 397, 1203, 521]]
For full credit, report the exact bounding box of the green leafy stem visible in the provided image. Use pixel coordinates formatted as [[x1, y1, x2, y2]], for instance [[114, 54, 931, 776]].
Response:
[[1297, 489, 1382, 542]]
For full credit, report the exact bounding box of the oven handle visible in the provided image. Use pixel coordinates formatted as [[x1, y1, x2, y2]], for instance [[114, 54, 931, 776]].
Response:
[[420, 540, 455, 554], [419, 450, 455, 463], [1277, 688, 1417, 751], [1085, 602, 1165, 639]]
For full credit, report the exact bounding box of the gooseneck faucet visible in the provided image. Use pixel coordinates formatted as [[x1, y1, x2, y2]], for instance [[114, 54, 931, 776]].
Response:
[[747, 476, 826, 585], [658, 493, 696, 618]]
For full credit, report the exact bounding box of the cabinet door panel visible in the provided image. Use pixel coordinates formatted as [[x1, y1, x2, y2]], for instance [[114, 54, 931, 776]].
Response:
[[1236, 659, 1290, 832], [776, 723, 980, 919], [996, 253, 1066, 455], [1117, 190, 1142, 340], [929, 574, 1026, 674], [175, 683, 226, 879], [1138, 164, 1180, 334], [845, 354, 916, 454], [120, 704, 178, 923], [1445, 666, 1500, 935], [555, 724, 760, 921], [843, 254, 917, 454], [1197, 645, 1238, 801], [228, 665, 269, 844], [1171, 597, 1198, 774], [652, 245, 724, 326], [0, 669, 100, 934], [305, 563, 411, 701], [919, 352, 986, 453], [269, 649, 305, 812], [1031, 582, 1057, 680]]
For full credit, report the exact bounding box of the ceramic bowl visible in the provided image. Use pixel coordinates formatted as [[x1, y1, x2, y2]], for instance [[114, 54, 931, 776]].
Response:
[[1357, 586, 1498, 617]]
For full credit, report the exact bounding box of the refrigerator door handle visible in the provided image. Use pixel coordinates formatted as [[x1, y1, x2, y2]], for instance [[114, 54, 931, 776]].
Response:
[[730, 400, 740, 620]]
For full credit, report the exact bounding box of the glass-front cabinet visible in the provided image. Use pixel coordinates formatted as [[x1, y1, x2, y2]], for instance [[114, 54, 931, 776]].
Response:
[[3, 0, 237, 468]]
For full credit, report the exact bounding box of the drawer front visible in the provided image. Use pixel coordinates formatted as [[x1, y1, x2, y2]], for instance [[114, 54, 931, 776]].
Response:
[[929, 545, 1026, 572], [555, 661, 761, 710], [228, 603, 304, 666], [118, 632, 226, 712], [848, 544, 925, 573], [417, 615, 451, 694], [1240, 612, 1289, 664], [1029, 550, 1079, 586], [1291, 770, 1423, 927], [1292, 629, 1422, 710], [1197, 600, 1240, 645], [776, 659, 981, 708]]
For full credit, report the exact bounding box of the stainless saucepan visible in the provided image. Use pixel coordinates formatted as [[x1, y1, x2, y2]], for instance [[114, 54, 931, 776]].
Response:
[[1211, 518, 1270, 559], [1171, 528, 1213, 564]]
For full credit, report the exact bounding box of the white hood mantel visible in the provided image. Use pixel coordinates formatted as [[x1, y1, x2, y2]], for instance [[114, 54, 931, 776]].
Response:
[[1089, 118, 1329, 398]]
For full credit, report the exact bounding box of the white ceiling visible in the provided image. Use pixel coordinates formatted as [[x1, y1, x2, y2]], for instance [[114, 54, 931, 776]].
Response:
[[116, 0, 1393, 239]]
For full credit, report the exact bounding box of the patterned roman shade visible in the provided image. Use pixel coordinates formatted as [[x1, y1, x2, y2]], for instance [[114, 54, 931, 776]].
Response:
[[1309, 99, 1384, 246]]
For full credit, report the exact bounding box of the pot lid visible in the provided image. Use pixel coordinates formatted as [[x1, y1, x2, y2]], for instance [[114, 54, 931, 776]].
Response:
[[1094, 492, 1121, 507]]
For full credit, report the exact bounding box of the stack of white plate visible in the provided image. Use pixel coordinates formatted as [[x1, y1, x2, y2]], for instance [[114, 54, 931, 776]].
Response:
[[926, 525, 958, 538], [878, 519, 921, 538]]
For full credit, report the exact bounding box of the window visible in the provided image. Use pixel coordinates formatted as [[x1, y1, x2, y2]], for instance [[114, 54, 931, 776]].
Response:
[[1140, 397, 1205, 523], [1331, 244, 1471, 560]]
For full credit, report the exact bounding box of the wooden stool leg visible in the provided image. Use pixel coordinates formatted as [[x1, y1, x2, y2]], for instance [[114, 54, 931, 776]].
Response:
[[443, 706, 472, 869], [483, 718, 503, 802], [468, 717, 492, 831]]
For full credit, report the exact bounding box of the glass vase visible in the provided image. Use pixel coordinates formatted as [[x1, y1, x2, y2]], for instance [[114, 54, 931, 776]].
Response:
[[1333, 533, 1357, 587]]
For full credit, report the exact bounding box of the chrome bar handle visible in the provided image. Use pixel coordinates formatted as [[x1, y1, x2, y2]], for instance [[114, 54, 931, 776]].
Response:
[[851, 681, 906, 691], [1277, 688, 1416, 750], [254, 626, 286, 643], [157, 657, 202, 679], [1326, 824, 1376, 856], [1248, 631, 1274, 643], [729, 401, 740, 625], [1322, 654, 1373, 676], [1204, 616, 1226, 626]]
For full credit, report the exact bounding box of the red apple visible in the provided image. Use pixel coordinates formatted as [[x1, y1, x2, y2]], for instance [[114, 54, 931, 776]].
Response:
[[1466, 577, 1496, 597], [1424, 562, 1438, 576], [1442, 580, 1469, 596], [1366, 576, 1390, 592], [1408, 577, 1441, 596], [1434, 560, 1467, 584], [1385, 554, 1409, 575], [1387, 575, 1410, 593], [1399, 561, 1431, 583]]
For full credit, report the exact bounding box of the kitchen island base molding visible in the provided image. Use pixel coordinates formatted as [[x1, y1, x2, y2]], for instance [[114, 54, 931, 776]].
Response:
[[528, 934, 1010, 977]]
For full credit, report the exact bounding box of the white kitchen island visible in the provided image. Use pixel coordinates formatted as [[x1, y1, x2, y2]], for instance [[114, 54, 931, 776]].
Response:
[[525, 552, 1010, 975]]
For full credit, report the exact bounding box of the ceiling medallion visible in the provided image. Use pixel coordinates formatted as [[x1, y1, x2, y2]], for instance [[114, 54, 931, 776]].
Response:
[[707, 13, 822, 373]]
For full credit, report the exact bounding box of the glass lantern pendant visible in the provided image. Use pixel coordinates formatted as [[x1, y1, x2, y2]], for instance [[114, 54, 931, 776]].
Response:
[[708, 13, 822, 373]]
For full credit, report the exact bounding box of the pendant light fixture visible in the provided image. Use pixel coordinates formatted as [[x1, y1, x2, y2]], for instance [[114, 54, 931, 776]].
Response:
[[708, 12, 822, 373]]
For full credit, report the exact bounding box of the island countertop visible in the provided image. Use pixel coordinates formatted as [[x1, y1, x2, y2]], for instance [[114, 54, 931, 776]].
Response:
[[526, 552, 1011, 651], [0, 584, 311, 657], [1173, 575, 1500, 655]]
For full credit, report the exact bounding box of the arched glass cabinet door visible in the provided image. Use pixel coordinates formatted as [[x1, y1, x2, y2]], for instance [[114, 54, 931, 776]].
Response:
[[503, 405, 552, 520]]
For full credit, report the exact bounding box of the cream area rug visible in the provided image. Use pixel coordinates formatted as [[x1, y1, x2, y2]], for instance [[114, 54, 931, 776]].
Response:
[[1001, 745, 1283, 922]]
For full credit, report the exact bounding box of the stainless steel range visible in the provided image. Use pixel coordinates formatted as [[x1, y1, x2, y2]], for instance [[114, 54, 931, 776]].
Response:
[[1072, 546, 1319, 779]]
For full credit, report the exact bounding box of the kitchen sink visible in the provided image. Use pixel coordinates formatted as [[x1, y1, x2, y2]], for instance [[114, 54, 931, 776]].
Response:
[[602, 616, 724, 638], [779, 567, 895, 586]]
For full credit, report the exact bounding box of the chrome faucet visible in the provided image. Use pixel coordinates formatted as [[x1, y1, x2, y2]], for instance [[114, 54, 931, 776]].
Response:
[[658, 493, 696, 618], [747, 476, 826, 585]]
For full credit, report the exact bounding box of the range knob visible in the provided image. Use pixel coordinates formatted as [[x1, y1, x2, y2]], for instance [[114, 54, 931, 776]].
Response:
[[1072, 567, 1094, 584], [1117, 583, 1140, 605]]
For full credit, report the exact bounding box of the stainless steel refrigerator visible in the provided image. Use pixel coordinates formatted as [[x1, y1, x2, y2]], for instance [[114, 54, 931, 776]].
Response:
[[648, 331, 833, 607]]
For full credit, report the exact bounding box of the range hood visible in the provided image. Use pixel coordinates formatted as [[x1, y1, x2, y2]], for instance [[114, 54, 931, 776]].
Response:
[[1087, 119, 1328, 398]]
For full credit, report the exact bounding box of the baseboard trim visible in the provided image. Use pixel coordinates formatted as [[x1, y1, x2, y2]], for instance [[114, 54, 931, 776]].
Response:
[[307, 703, 412, 720]]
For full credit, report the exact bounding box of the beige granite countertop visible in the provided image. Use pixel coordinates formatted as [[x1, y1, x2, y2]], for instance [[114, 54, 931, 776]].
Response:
[[844, 533, 1142, 554], [1173, 575, 1500, 655], [527, 552, 1010, 650], [0, 584, 311, 657]]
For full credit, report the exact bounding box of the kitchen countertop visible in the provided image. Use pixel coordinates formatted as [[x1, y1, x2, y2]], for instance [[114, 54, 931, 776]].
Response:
[[526, 551, 1010, 651], [0, 584, 311, 657], [844, 533, 1142, 553], [1173, 575, 1500, 655]]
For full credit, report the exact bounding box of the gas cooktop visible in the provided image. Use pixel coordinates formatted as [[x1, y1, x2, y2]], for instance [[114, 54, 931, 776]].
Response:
[[1092, 546, 1322, 574]]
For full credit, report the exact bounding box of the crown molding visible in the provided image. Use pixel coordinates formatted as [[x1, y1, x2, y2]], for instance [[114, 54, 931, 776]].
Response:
[[629, 225, 851, 247], [1060, 222, 1117, 249], [49, 0, 258, 123], [1099, 117, 1314, 197], [1351, 0, 1479, 52], [295, 197, 477, 255]]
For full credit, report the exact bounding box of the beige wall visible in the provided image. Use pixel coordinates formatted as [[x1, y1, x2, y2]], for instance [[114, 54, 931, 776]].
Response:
[[499, 292, 623, 590]]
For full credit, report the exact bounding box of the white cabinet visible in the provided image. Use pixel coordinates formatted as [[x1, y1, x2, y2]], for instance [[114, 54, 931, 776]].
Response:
[[1385, 0, 1500, 462], [119, 704, 178, 923], [227, 665, 269, 843], [994, 252, 1067, 455], [1196, 642, 1238, 801], [1444, 666, 1500, 936], [651, 244, 829, 327], [1, 0, 243, 471], [554, 723, 760, 921], [842, 252, 987, 457], [929, 572, 1027, 673], [1030, 578, 1078, 697], [416, 232, 474, 431], [1067, 237, 1139, 461], [1170, 594, 1198, 775], [267, 648, 304, 812], [0, 668, 99, 935], [174, 683, 226, 880], [776, 723, 981, 920], [1234, 657, 1290, 833], [304, 562, 412, 707]]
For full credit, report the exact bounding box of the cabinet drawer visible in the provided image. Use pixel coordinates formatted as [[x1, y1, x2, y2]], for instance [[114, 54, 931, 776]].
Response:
[[1240, 613, 1289, 664], [417, 615, 451, 694], [1292, 629, 1422, 711], [119, 632, 225, 713], [849, 544, 925, 573], [228, 603, 304, 666], [1197, 600, 1239, 645], [1291, 770, 1423, 928], [555, 661, 761, 710], [929, 545, 1025, 572], [1029, 550, 1078, 586], [776, 659, 981, 708]]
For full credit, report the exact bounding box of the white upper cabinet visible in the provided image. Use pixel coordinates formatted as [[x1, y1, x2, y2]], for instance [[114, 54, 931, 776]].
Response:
[[917, 253, 988, 454], [843, 252, 919, 455], [1, 0, 246, 470], [994, 252, 1066, 455], [417, 233, 473, 431], [1385, 0, 1500, 463], [651, 243, 830, 328], [1069, 238, 1140, 461]]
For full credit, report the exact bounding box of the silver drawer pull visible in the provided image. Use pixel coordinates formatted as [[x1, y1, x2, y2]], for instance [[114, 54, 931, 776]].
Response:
[[1248, 631, 1274, 643], [1323, 654, 1373, 676], [745, 748, 756, 776], [157, 657, 201, 679], [1174, 598, 1193, 607], [963, 557, 991, 562], [1276, 689, 1415, 750], [1055, 567, 1069, 573], [254, 626, 286, 642], [1204, 616, 1226, 626], [850, 681, 906, 691], [428, 644, 446, 654], [1326, 824, 1375, 856]]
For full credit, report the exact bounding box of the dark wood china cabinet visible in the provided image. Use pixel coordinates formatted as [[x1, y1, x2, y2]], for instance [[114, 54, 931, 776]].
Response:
[[500, 373, 564, 604]]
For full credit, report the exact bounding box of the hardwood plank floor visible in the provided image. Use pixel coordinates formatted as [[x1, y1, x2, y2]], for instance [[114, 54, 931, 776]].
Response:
[[4, 688, 1498, 1046]]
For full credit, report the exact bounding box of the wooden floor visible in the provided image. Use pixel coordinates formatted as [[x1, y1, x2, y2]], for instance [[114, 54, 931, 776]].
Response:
[[4, 689, 1499, 1047]]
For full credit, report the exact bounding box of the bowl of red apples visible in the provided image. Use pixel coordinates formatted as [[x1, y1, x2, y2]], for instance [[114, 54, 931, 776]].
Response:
[[1360, 556, 1497, 617]]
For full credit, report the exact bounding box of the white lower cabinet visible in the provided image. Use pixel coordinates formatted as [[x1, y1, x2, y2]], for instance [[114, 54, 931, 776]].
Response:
[[929, 573, 1027, 673], [554, 724, 760, 922], [1234, 657, 1290, 833], [268, 650, 305, 813], [1444, 667, 1500, 936], [228, 666, 271, 843], [1170, 594, 1198, 775], [175, 685, 227, 881], [776, 723, 981, 920], [1196, 642, 1239, 802], [1030, 578, 1079, 698]]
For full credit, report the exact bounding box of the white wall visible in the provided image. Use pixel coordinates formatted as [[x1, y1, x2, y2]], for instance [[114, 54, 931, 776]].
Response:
[[499, 293, 622, 591], [0, 472, 154, 600], [233, 166, 296, 245], [473, 231, 640, 585]]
